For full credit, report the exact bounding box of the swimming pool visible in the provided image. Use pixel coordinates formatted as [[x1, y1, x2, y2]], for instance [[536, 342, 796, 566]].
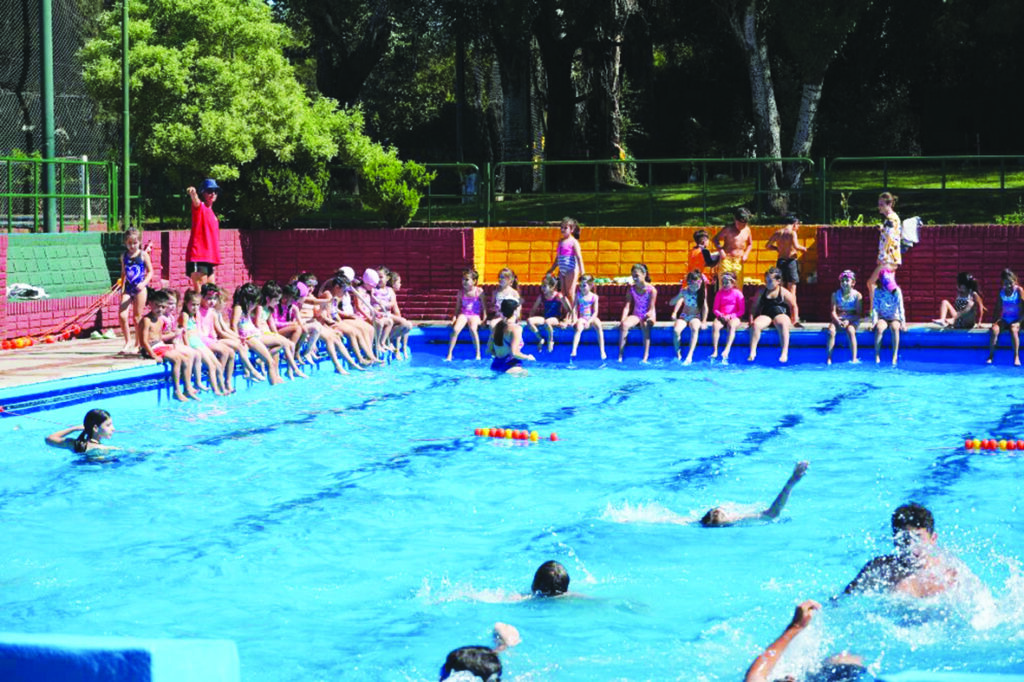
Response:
[[2, 352, 1024, 680]]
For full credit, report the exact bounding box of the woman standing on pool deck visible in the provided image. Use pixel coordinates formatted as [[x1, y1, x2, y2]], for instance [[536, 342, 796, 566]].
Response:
[[545, 216, 585, 301], [987, 268, 1023, 366], [186, 179, 221, 293], [488, 298, 535, 375], [748, 267, 796, 363], [618, 263, 658, 363], [866, 191, 901, 310], [45, 409, 117, 455]]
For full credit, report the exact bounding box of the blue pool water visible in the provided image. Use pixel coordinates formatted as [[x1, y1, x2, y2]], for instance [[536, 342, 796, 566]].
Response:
[[2, 352, 1024, 680]]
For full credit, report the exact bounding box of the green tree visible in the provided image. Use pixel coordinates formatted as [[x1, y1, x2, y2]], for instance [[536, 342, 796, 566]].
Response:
[[81, 0, 426, 226]]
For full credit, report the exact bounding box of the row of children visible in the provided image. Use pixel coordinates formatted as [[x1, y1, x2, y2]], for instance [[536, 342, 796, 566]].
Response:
[[447, 259, 1023, 368], [118, 228, 415, 399]]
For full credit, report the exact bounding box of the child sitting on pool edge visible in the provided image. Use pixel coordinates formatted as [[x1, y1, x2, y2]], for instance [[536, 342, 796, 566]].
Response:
[[827, 270, 862, 365], [139, 288, 199, 401], [871, 268, 904, 366], [527, 274, 571, 352]]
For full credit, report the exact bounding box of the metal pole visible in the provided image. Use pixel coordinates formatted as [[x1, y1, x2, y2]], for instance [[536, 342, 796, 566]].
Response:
[[40, 0, 57, 232], [121, 0, 130, 229]]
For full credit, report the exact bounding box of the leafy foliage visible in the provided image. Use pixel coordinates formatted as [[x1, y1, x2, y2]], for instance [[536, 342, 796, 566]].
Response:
[[80, 0, 428, 226], [359, 150, 435, 227]]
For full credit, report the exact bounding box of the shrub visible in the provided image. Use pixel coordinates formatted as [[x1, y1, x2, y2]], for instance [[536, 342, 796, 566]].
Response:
[[359, 150, 435, 227]]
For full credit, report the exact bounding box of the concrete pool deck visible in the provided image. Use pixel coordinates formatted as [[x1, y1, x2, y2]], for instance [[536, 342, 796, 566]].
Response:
[[0, 321, 1010, 395]]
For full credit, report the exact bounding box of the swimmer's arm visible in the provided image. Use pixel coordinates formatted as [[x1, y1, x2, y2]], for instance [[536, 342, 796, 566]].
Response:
[[745, 600, 820, 682], [711, 227, 725, 252], [761, 461, 808, 520], [530, 294, 544, 316], [700, 296, 709, 325], [670, 293, 684, 318], [492, 622, 521, 653], [765, 231, 780, 252], [830, 296, 844, 326], [45, 426, 82, 449], [621, 291, 632, 322], [509, 326, 536, 361], [573, 239, 585, 275]]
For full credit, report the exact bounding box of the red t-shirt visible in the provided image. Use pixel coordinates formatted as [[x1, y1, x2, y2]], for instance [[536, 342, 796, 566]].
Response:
[[187, 202, 220, 264]]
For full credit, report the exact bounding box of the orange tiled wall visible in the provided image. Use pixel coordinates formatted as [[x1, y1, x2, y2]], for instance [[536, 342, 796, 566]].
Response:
[[477, 225, 819, 285]]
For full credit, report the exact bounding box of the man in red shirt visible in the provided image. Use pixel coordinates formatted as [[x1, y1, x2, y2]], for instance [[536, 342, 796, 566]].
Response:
[[185, 178, 221, 292]]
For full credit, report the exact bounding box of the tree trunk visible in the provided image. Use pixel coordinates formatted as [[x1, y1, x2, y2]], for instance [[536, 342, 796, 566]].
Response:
[[491, 28, 535, 193], [786, 79, 824, 188]]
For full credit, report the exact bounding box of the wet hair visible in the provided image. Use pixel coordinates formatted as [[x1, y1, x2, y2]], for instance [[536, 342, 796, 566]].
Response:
[[878, 191, 898, 208], [532, 560, 570, 596], [579, 273, 595, 288], [74, 408, 110, 454], [693, 229, 709, 245], [376, 265, 392, 286], [783, 214, 800, 225], [281, 283, 300, 302], [766, 266, 783, 282], [631, 263, 651, 282], [498, 267, 518, 288], [561, 216, 581, 239], [699, 507, 724, 528], [733, 207, 752, 223], [440, 646, 501, 681], [200, 283, 220, 298], [493, 299, 520, 342], [891, 503, 934, 535], [541, 274, 558, 290], [123, 226, 141, 243], [389, 269, 402, 288], [1002, 268, 1018, 285], [463, 268, 479, 284], [233, 282, 261, 311], [957, 272, 979, 293], [261, 280, 283, 305], [807, 663, 875, 682]]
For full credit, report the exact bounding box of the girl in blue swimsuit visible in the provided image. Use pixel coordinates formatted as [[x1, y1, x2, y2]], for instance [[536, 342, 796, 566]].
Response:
[[488, 298, 535, 375], [987, 268, 1023, 366]]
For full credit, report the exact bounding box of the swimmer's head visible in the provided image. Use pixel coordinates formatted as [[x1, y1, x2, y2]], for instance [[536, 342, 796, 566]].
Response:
[[765, 266, 783, 287], [578, 274, 594, 292], [693, 229, 710, 247], [699, 507, 731, 527], [839, 270, 856, 286], [733, 207, 752, 224], [891, 503, 936, 560], [1001, 268, 1018, 288], [686, 270, 704, 288], [463, 269, 479, 287], [720, 271, 737, 288], [261, 280, 283, 306], [630, 263, 650, 283], [541, 274, 558, 294], [499, 298, 520, 320], [531, 560, 569, 597], [75, 408, 112, 453], [440, 646, 501, 681]]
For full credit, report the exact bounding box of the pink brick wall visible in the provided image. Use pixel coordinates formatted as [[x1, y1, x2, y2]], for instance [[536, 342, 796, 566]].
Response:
[[3, 225, 1023, 339]]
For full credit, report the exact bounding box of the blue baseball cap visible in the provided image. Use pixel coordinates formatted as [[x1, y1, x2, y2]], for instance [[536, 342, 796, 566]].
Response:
[[199, 178, 220, 194]]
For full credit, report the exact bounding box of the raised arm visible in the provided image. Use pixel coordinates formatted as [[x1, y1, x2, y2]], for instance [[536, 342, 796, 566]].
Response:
[[45, 426, 82, 449], [744, 600, 820, 682], [186, 186, 201, 209], [762, 461, 809, 520]]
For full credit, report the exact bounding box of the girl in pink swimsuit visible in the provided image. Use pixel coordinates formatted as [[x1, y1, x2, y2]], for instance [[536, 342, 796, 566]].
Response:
[[446, 268, 486, 361], [571, 274, 606, 360], [711, 271, 745, 364], [618, 263, 658, 363], [544, 216, 585, 301]]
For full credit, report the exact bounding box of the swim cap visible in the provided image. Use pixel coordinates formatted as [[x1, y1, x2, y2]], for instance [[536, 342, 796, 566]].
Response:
[[295, 281, 310, 298], [840, 270, 856, 283], [363, 268, 380, 287], [340, 266, 356, 281], [879, 269, 897, 292]]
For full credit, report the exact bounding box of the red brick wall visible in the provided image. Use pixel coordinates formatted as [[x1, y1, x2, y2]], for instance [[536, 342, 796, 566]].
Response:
[[4, 225, 1023, 338]]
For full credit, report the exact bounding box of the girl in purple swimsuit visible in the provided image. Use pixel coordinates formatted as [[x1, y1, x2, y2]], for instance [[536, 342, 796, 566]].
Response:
[[618, 263, 658, 363], [446, 269, 487, 361]]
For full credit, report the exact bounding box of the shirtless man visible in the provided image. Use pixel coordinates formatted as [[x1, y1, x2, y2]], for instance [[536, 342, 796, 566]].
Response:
[[765, 215, 808, 326], [843, 503, 970, 598], [713, 207, 754, 290]]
